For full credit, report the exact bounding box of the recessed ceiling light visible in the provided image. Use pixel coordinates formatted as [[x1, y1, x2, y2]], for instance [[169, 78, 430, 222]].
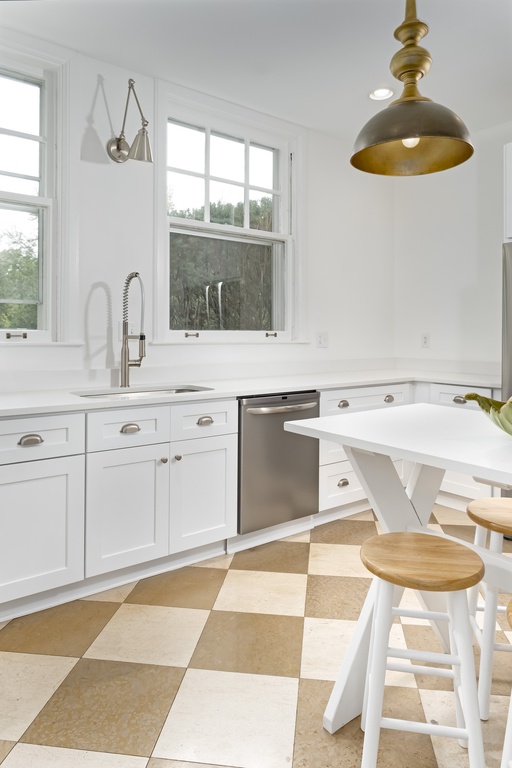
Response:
[[369, 88, 394, 101]]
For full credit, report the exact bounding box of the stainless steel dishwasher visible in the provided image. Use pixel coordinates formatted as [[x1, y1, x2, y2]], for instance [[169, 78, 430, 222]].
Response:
[[238, 391, 320, 534]]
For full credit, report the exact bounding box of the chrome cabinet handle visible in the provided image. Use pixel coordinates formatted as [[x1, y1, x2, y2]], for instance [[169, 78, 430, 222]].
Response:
[[384, 394, 395, 403], [120, 423, 141, 434], [246, 402, 317, 415], [161, 457, 168, 464], [18, 433, 44, 446], [197, 416, 214, 426], [338, 478, 349, 488], [174, 455, 182, 461], [338, 399, 349, 409], [453, 396, 467, 404]]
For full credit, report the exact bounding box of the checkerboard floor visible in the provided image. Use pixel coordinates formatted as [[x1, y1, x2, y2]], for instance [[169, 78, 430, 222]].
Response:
[[0, 505, 510, 767]]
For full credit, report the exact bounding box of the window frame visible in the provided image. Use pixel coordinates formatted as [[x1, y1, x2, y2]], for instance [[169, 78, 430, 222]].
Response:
[[154, 81, 306, 345], [0, 40, 74, 345]]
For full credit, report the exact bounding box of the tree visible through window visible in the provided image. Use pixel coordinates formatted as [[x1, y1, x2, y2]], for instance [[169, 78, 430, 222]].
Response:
[[167, 119, 287, 333], [0, 71, 46, 332]]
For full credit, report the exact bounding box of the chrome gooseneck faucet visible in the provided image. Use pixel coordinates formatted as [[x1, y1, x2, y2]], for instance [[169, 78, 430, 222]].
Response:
[[120, 272, 146, 387]]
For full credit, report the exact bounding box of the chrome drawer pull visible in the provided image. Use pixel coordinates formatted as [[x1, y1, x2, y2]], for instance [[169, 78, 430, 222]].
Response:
[[197, 416, 214, 426], [384, 394, 395, 403], [453, 396, 467, 404], [338, 478, 350, 488], [338, 399, 349, 409], [120, 423, 141, 434], [18, 433, 44, 447], [174, 454, 182, 461]]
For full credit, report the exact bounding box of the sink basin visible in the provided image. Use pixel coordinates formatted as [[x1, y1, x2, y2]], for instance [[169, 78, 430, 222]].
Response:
[[76, 385, 213, 399]]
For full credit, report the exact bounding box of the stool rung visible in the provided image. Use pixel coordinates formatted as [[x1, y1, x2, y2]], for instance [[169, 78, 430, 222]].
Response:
[[388, 646, 459, 667], [391, 607, 449, 622], [386, 660, 455, 679], [381, 716, 468, 741]]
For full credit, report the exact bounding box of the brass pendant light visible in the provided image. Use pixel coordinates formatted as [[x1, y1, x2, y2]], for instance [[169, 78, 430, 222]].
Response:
[[350, 0, 474, 176]]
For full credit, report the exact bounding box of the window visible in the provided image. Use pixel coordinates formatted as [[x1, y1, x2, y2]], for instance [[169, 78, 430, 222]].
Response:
[[0, 68, 52, 336], [161, 102, 298, 342]]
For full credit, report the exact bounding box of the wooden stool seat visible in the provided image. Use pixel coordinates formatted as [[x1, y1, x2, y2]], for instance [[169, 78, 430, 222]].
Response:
[[359, 531, 485, 768], [467, 498, 512, 537], [466, 497, 512, 720], [361, 531, 484, 592]]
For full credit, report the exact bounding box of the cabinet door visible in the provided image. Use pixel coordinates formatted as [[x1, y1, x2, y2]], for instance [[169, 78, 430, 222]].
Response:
[[0, 455, 85, 603], [86, 444, 170, 577], [170, 434, 237, 553]]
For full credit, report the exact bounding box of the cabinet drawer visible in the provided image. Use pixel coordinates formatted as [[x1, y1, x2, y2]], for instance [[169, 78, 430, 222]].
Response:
[[430, 384, 493, 410], [320, 384, 412, 465], [319, 463, 364, 511], [171, 399, 238, 441], [0, 413, 85, 464], [87, 406, 170, 452]]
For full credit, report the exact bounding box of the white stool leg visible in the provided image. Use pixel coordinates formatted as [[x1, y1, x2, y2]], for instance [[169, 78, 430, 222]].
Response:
[[500, 690, 512, 768], [449, 590, 486, 767], [468, 525, 487, 618], [478, 529, 504, 720], [361, 578, 394, 768]]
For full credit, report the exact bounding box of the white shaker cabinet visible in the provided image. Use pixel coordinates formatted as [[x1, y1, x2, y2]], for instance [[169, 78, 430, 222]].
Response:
[[319, 384, 412, 511], [169, 401, 238, 553], [0, 413, 85, 603], [85, 406, 171, 577]]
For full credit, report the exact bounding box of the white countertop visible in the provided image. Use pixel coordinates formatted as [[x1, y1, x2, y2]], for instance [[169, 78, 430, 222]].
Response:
[[0, 367, 500, 418]]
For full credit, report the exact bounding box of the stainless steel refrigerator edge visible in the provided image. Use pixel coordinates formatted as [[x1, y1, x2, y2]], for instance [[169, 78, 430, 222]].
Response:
[[238, 391, 320, 534], [503, 243, 512, 400]]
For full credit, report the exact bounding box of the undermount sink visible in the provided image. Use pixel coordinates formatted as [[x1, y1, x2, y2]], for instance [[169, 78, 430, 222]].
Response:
[[76, 385, 213, 399]]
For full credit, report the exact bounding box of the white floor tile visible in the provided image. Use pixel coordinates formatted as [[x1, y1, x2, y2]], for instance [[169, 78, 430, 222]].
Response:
[[0, 652, 78, 741], [308, 543, 368, 577], [154, 668, 298, 768], [83, 604, 209, 667], [81, 582, 138, 602], [301, 617, 356, 681], [2, 743, 147, 767], [213, 570, 307, 616]]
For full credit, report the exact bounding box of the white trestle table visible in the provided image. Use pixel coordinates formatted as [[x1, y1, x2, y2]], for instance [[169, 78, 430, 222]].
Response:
[[285, 403, 512, 734]]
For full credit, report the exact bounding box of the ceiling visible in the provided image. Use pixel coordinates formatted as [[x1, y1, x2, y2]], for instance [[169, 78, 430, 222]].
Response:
[[1, 0, 512, 140]]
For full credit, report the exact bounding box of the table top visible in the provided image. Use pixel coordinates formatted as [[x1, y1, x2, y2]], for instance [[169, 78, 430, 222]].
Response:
[[285, 403, 512, 487]]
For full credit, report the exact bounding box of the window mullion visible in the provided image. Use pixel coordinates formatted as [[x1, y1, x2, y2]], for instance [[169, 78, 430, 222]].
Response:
[[204, 126, 211, 224]]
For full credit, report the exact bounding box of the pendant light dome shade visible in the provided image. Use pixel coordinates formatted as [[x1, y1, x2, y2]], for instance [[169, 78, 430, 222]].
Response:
[[350, 0, 473, 176], [351, 99, 473, 176]]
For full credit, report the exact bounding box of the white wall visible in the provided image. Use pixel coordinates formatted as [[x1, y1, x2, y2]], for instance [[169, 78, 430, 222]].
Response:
[[0, 29, 507, 392], [393, 122, 512, 373]]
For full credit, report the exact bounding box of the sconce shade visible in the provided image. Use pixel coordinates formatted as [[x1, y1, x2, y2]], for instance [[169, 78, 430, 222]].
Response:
[[350, 0, 473, 176], [106, 78, 153, 164], [351, 99, 474, 176], [128, 127, 153, 162]]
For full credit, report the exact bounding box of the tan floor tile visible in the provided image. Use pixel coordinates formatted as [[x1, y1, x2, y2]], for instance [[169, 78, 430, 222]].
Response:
[[81, 581, 138, 602], [2, 744, 148, 767], [308, 543, 368, 577], [431, 505, 474, 526], [378, 687, 438, 766], [84, 604, 209, 667], [190, 611, 303, 677], [0, 652, 78, 741], [305, 575, 372, 620], [154, 668, 298, 767], [230, 540, 310, 574], [440, 524, 477, 544], [310, 518, 377, 545], [0, 601, 120, 657], [21, 658, 184, 757], [0, 741, 15, 763], [293, 678, 365, 768], [213, 569, 307, 616], [126, 566, 226, 609], [401, 624, 453, 691]]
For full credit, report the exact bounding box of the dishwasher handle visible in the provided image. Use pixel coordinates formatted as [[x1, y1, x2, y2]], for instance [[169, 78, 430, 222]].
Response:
[[246, 401, 318, 415]]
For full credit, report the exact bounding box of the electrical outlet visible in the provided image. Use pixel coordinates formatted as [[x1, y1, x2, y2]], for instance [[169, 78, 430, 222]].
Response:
[[421, 333, 430, 348], [118, 321, 137, 340], [316, 331, 329, 348]]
